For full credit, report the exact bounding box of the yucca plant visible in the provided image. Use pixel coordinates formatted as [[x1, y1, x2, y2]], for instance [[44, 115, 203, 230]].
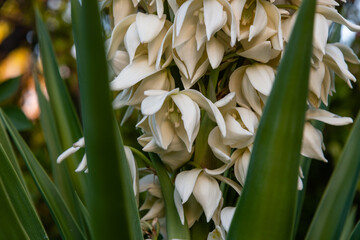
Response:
[[1, 0, 360, 239]]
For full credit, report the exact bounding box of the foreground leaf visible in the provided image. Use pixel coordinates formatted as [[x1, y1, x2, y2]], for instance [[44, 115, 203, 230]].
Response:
[[0, 110, 85, 240], [305, 112, 360, 240], [0, 177, 30, 240], [227, 0, 316, 238], [34, 75, 82, 225], [70, 0, 143, 239], [0, 143, 47, 239]]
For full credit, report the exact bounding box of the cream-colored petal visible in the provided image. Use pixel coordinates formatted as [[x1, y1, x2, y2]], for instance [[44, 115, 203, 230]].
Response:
[[150, 113, 175, 150], [262, 0, 283, 50], [196, 22, 207, 50], [221, 207, 235, 232], [301, 122, 327, 162], [182, 89, 226, 137], [245, 64, 274, 96], [215, 92, 236, 109], [208, 127, 231, 163], [237, 41, 273, 63], [317, 6, 360, 32], [111, 50, 130, 75], [204, 0, 227, 40], [193, 173, 222, 222], [306, 108, 353, 126], [249, 0, 267, 41], [176, 37, 205, 79], [159, 147, 194, 170], [207, 226, 226, 240], [107, 14, 137, 60], [229, 66, 251, 107], [156, 0, 164, 17], [113, 0, 136, 25], [324, 44, 356, 86], [242, 73, 263, 115], [206, 37, 225, 69], [174, 188, 185, 224], [148, 26, 167, 66], [156, 26, 173, 69], [313, 14, 328, 55], [136, 13, 166, 43], [236, 107, 259, 133], [333, 43, 360, 64], [175, 0, 195, 36], [110, 56, 159, 90], [234, 148, 251, 186], [223, 113, 253, 149], [175, 169, 203, 203], [309, 63, 326, 98], [230, 0, 246, 40], [141, 199, 164, 220], [124, 23, 141, 63]]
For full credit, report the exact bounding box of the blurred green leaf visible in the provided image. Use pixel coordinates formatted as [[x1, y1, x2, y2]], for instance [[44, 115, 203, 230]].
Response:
[[349, 219, 360, 240], [0, 76, 21, 103], [150, 153, 191, 240], [0, 114, 25, 187], [34, 74, 82, 226], [0, 142, 47, 239], [35, 9, 86, 198], [340, 207, 356, 240], [0, 177, 30, 240], [0, 110, 85, 240], [227, 0, 316, 238], [305, 112, 360, 240], [70, 0, 143, 239], [3, 106, 32, 131]]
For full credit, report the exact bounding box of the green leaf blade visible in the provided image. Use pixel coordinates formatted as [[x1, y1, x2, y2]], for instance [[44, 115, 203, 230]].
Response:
[[227, 0, 316, 238], [0, 110, 85, 240], [70, 0, 143, 239]]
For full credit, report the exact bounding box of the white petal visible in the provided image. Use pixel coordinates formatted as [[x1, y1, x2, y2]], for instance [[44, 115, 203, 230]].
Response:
[[193, 173, 222, 222], [223, 113, 253, 149], [301, 122, 327, 162], [141, 89, 179, 115], [215, 92, 236, 108], [125, 146, 138, 195], [148, 26, 167, 65], [208, 127, 231, 163], [75, 155, 87, 172], [245, 64, 274, 96], [242, 73, 263, 115], [156, 0, 164, 17], [57, 146, 81, 163], [159, 147, 194, 170], [249, 0, 267, 41], [110, 56, 159, 90], [317, 6, 360, 32], [107, 14, 137, 59], [203, 0, 227, 40], [150, 113, 175, 150], [221, 207, 235, 232], [172, 94, 201, 152], [175, 169, 202, 203], [182, 89, 226, 137], [306, 108, 353, 126], [136, 13, 166, 43], [73, 137, 85, 147], [175, 0, 195, 37], [196, 22, 207, 50], [262, 0, 283, 50], [206, 37, 225, 69]]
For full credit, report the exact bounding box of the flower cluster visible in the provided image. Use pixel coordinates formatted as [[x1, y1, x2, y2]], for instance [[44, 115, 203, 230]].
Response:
[[59, 0, 359, 238]]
